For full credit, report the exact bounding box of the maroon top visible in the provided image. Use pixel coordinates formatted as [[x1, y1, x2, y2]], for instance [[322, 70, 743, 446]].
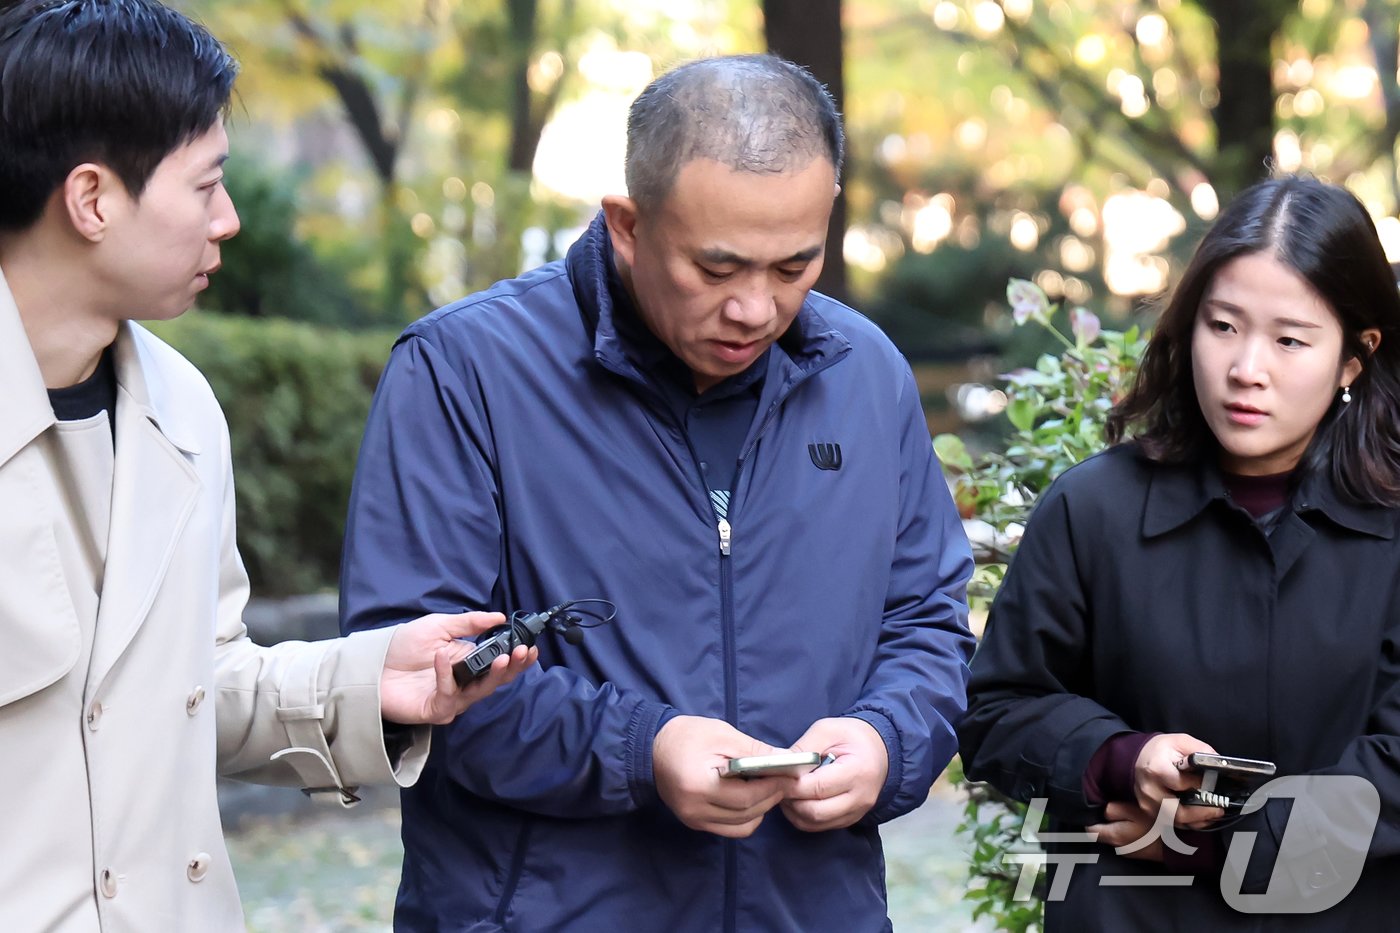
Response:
[[1222, 469, 1291, 519], [1083, 731, 1154, 806]]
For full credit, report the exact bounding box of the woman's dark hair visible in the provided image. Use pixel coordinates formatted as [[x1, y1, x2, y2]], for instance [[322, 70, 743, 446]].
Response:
[[0, 0, 237, 232], [1108, 175, 1400, 506]]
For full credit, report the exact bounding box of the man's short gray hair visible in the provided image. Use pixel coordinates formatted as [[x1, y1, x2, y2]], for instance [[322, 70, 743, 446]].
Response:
[[624, 54, 844, 211]]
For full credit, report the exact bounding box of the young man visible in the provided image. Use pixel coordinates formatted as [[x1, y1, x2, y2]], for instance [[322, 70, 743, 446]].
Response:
[[341, 55, 975, 930], [0, 2, 533, 929]]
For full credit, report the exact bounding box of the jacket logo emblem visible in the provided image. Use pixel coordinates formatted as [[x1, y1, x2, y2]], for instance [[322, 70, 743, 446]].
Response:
[[808, 443, 842, 471]]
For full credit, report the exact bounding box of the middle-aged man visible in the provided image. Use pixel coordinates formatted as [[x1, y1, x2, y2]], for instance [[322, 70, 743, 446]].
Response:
[[342, 54, 975, 931], [0, 2, 533, 931]]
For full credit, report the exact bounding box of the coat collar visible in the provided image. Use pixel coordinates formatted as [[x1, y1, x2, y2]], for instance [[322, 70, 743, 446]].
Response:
[[1141, 446, 1396, 540], [0, 266, 200, 466], [112, 321, 202, 456], [0, 267, 56, 469]]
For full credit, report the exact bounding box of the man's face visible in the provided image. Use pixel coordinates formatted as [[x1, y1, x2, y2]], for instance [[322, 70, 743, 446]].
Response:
[[605, 157, 836, 392], [98, 119, 239, 321]]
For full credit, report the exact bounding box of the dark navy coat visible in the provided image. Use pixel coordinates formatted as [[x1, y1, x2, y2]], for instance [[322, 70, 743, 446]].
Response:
[[340, 216, 975, 932], [962, 443, 1400, 930]]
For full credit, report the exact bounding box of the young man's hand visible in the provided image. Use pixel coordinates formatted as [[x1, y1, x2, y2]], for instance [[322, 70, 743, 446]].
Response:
[[380, 612, 536, 725]]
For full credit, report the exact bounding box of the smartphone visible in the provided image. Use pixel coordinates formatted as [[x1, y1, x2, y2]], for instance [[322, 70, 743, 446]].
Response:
[[1179, 753, 1277, 810], [1185, 753, 1276, 778], [725, 751, 824, 778]]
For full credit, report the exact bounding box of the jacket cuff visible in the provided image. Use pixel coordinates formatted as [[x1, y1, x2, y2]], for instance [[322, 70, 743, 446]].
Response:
[[625, 700, 678, 807], [961, 693, 1129, 825], [996, 700, 1129, 824], [320, 626, 429, 788], [845, 710, 903, 821]]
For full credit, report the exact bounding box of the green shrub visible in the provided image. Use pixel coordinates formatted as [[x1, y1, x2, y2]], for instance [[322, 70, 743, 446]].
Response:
[[935, 280, 1148, 931], [202, 164, 379, 327], [149, 313, 398, 595]]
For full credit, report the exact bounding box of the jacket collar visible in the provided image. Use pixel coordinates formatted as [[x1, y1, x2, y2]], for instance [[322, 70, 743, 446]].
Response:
[[0, 266, 200, 468], [1141, 446, 1395, 540], [565, 211, 851, 387]]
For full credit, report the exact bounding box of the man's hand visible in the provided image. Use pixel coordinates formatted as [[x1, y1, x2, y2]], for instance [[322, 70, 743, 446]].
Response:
[[1132, 732, 1224, 828], [380, 611, 537, 725], [653, 715, 794, 838], [780, 717, 889, 832]]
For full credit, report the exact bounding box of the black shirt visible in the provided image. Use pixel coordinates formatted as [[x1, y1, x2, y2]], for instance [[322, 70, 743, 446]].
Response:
[[604, 266, 767, 516], [48, 345, 117, 436]]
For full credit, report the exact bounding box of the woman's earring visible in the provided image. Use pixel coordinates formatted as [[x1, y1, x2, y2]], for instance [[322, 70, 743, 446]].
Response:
[[1342, 385, 1352, 404]]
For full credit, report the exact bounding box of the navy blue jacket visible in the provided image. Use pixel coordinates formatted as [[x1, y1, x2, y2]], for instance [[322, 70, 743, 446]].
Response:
[[341, 215, 975, 932]]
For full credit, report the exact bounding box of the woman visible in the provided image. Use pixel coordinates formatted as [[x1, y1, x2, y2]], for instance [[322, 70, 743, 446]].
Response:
[[959, 175, 1400, 930]]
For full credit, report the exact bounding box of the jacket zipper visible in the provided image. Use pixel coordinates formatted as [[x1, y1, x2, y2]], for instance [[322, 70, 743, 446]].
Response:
[[661, 360, 843, 933], [719, 516, 737, 933], [712, 385, 833, 933]]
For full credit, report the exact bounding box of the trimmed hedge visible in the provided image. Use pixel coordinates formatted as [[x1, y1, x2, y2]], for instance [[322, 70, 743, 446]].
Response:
[[148, 313, 398, 595]]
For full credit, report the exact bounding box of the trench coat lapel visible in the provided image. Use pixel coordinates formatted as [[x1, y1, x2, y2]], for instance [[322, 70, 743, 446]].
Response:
[[0, 268, 83, 706], [0, 267, 53, 469], [87, 324, 202, 687]]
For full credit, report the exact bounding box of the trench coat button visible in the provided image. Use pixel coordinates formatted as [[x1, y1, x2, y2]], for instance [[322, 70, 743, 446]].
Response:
[[187, 853, 211, 883], [99, 868, 118, 898], [86, 701, 103, 731], [186, 686, 206, 716]]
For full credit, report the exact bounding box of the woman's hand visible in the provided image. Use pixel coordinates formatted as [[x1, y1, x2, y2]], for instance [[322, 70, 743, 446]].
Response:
[[1132, 732, 1227, 828]]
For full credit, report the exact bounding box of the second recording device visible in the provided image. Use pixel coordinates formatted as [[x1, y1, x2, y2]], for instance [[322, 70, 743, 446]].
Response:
[[452, 599, 616, 687]]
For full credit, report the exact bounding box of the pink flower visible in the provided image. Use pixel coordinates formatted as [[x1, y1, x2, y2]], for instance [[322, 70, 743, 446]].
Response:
[[1069, 306, 1100, 345], [1002, 368, 1038, 387], [1007, 278, 1050, 326]]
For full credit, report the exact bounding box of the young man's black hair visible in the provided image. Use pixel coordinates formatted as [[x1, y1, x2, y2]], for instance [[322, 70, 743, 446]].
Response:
[[0, 0, 237, 231]]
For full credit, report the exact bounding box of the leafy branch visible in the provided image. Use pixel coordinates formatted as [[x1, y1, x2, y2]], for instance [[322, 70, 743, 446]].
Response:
[[936, 279, 1149, 930]]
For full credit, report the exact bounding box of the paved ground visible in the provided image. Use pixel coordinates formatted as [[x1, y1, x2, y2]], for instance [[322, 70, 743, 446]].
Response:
[[227, 780, 995, 932]]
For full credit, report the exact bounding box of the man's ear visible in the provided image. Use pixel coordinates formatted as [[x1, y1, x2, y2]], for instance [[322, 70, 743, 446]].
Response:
[[62, 162, 119, 242], [601, 194, 640, 270]]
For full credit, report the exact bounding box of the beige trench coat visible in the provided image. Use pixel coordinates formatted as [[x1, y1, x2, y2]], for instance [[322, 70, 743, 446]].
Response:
[[0, 272, 428, 932]]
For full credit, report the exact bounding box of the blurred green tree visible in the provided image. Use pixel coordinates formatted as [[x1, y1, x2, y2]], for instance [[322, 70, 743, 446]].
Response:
[[203, 165, 377, 326], [839, 0, 1400, 365], [180, 0, 595, 318]]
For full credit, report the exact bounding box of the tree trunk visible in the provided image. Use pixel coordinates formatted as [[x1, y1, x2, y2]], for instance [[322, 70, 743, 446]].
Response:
[[506, 0, 540, 174], [285, 9, 422, 319], [764, 0, 848, 303], [1363, 3, 1400, 209], [1198, 0, 1291, 199]]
